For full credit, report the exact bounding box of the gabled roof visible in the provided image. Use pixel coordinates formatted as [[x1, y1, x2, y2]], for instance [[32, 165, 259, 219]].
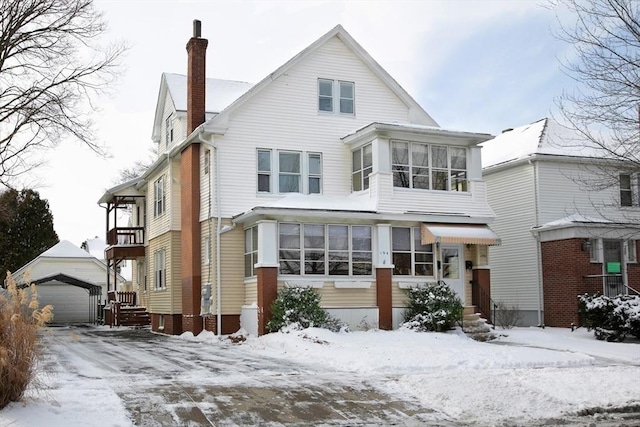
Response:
[[151, 73, 253, 142], [206, 24, 438, 132], [480, 118, 602, 169], [11, 240, 126, 284]]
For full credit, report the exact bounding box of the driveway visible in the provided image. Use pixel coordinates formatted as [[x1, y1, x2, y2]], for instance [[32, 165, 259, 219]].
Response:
[[31, 326, 640, 427]]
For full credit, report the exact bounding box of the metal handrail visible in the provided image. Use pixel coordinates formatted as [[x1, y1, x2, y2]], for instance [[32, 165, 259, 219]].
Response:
[[471, 279, 497, 329]]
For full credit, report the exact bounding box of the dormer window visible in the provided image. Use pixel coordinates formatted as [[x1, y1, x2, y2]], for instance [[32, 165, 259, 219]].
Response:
[[318, 79, 354, 115]]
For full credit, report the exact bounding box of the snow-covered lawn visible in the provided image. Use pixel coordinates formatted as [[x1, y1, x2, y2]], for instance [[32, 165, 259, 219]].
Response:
[[1, 325, 639, 426]]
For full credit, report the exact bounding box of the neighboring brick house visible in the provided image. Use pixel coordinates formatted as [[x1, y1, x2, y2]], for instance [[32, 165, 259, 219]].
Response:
[[99, 22, 500, 336], [481, 118, 640, 327]]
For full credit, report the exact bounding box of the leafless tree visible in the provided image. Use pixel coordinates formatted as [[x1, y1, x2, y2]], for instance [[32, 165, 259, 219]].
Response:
[[553, 0, 640, 187], [0, 0, 126, 186]]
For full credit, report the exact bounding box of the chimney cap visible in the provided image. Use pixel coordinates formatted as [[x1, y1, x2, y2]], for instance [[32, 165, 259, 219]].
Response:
[[193, 19, 201, 38]]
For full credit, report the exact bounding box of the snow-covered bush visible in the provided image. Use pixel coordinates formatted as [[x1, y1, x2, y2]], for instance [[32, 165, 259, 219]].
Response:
[[578, 293, 640, 341], [0, 272, 53, 409], [401, 282, 463, 332], [267, 286, 348, 333]]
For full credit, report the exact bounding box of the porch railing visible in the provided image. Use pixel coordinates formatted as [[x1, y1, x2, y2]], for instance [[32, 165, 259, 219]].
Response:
[[106, 227, 145, 246], [471, 280, 496, 328], [582, 274, 636, 297], [107, 290, 137, 306]]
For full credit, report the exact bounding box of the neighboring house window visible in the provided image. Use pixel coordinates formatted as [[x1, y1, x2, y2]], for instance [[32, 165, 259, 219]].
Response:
[[279, 151, 301, 193], [352, 144, 372, 191], [204, 149, 210, 175], [392, 142, 467, 191], [154, 249, 166, 290], [244, 226, 258, 277], [308, 153, 322, 194], [589, 238, 600, 263], [620, 173, 633, 206], [625, 240, 637, 263], [165, 115, 173, 146], [392, 227, 434, 276], [204, 236, 210, 265], [257, 149, 271, 193], [257, 149, 322, 195], [279, 223, 372, 276], [154, 176, 165, 217], [318, 79, 355, 115]]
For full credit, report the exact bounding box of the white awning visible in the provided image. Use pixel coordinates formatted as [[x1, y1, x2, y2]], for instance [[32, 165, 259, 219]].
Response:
[[421, 224, 501, 246]]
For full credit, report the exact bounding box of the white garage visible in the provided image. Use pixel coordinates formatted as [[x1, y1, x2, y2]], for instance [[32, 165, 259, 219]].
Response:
[[9, 240, 126, 325]]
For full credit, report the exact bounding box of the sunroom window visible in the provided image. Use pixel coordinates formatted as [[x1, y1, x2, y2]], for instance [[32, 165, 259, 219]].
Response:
[[392, 227, 434, 276], [352, 144, 372, 191]]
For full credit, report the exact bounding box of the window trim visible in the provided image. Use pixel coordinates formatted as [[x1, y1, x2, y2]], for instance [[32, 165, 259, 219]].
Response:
[[153, 249, 166, 290], [257, 149, 322, 195], [391, 140, 468, 192], [204, 149, 210, 175], [244, 226, 259, 277], [352, 143, 372, 192], [391, 226, 435, 277], [278, 222, 373, 277], [153, 176, 165, 217], [620, 173, 633, 207], [318, 78, 355, 116]]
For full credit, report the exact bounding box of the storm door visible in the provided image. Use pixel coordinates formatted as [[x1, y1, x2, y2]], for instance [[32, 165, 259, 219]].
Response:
[[440, 244, 464, 304], [602, 239, 625, 296]]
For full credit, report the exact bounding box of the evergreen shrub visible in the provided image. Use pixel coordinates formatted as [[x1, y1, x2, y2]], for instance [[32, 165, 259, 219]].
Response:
[[578, 293, 640, 341], [401, 282, 463, 332], [267, 286, 348, 333]]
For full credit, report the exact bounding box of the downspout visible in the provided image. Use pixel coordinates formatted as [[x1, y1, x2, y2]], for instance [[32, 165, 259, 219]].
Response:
[[531, 158, 544, 326]]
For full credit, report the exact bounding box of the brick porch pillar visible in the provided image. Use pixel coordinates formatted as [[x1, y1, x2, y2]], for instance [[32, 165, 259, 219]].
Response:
[[257, 267, 278, 335], [376, 268, 393, 330]]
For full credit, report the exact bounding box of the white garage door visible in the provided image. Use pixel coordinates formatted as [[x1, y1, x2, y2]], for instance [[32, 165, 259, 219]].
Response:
[[37, 284, 91, 323]]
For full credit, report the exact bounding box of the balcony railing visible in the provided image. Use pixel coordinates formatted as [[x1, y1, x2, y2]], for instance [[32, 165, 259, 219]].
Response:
[[107, 227, 145, 246]]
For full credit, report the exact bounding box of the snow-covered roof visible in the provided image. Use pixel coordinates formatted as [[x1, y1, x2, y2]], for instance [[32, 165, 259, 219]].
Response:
[[83, 238, 106, 260], [163, 72, 254, 114], [480, 118, 602, 169], [41, 240, 94, 258], [342, 121, 492, 145]]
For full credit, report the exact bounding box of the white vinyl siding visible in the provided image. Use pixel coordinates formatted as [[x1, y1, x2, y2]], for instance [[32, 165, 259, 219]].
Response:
[[484, 163, 540, 311], [212, 36, 413, 218]]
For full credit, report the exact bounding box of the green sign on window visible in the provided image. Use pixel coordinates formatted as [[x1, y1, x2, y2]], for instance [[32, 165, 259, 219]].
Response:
[[607, 262, 621, 274]]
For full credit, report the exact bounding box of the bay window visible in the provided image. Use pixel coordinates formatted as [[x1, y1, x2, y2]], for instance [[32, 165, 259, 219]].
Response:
[[392, 141, 467, 191], [352, 144, 372, 191]]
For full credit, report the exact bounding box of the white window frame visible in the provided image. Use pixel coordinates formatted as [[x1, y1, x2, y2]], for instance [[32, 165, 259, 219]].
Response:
[[589, 238, 601, 263], [391, 141, 468, 192], [204, 149, 210, 175], [391, 227, 435, 277], [153, 176, 165, 217], [154, 249, 166, 290], [620, 173, 633, 206], [257, 149, 322, 195], [625, 240, 637, 263], [352, 144, 372, 192], [278, 222, 372, 276], [165, 115, 173, 147], [318, 78, 355, 115], [244, 226, 258, 277]]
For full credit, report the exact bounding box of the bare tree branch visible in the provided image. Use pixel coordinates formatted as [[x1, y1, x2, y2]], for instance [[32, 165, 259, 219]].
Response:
[[0, 0, 127, 187]]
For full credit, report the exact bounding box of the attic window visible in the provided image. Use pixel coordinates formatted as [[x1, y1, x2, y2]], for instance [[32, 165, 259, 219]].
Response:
[[165, 115, 173, 146], [318, 79, 354, 115]]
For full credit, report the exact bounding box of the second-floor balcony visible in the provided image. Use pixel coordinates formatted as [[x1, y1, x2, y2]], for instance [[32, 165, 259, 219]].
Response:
[[105, 227, 145, 260]]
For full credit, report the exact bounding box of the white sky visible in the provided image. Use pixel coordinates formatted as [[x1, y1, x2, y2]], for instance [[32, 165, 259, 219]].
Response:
[[1, 326, 638, 425], [31, 0, 576, 246]]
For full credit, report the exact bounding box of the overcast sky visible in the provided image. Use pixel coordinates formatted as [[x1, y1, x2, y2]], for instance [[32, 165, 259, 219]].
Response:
[[33, 0, 576, 248]]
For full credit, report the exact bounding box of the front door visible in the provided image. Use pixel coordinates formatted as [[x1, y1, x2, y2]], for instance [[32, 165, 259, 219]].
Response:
[[602, 239, 624, 296], [440, 244, 464, 304]]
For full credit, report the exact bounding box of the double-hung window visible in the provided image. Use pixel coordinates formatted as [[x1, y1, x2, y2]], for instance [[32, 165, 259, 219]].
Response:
[[392, 142, 467, 192], [279, 223, 372, 276], [318, 79, 355, 115], [392, 227, 434, 276], [154, 249, 166, 290], [204, 149, 210, 175], [352, 144, 372, 191], [620, 173, 633, 206], [244, 226, 258, 277], [257, 149, 322, 194], [154, 176, 165, 217]]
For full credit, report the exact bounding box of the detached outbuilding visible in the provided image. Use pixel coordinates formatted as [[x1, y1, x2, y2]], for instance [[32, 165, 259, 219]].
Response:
[[10, 240, 126, 324]]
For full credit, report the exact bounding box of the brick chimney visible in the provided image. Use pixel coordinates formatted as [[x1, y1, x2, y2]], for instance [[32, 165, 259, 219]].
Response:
[[186, 19, 208, 133], [181, 19, 207, 335]]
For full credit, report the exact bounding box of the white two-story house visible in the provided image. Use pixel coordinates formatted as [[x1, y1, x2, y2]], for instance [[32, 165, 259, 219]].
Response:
[[99, 23, 499, 336], [481, 118, 640, 328]]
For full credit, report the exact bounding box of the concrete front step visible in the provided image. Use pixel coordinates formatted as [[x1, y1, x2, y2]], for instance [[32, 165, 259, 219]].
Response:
[[462, 312, 496, 342]]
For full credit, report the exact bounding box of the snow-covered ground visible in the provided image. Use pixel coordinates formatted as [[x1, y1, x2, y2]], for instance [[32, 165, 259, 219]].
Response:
[[1, 325, 638, 426]]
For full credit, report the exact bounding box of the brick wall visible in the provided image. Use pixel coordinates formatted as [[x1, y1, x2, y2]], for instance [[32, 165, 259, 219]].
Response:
[[151, 313, 182, 335], [541, 238, 601, 327]]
